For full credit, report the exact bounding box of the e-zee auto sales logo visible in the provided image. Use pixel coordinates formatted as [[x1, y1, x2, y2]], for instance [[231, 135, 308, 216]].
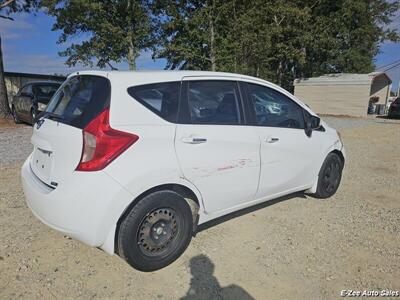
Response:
[[340, 290, 399, 297]]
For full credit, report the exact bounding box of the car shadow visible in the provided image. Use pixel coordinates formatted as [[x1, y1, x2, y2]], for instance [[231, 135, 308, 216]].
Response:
[[197, 191, 307, 233], [181, 254, 254, 300], [376, 115, 400, 121]]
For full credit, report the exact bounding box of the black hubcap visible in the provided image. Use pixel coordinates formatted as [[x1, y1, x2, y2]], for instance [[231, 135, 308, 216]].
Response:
[[322, 160, 341, 193], [137, 208, 178, 256]]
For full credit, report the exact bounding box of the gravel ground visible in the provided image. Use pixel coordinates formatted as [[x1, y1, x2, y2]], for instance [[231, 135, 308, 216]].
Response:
[[0, 117, 399, 299], [0, 124, 32, 167], [323, 115, 399, 130]]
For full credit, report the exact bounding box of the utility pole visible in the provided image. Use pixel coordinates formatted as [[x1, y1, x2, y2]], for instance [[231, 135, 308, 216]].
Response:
[[397, 72, 400, 97]]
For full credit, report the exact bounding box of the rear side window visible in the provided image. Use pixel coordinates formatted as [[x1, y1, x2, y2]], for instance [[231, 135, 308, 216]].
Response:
[[45, 75, 110, 129], [32, 84, 60, 99], [187, 81, 242, 125], [127, 82, 180, 123]]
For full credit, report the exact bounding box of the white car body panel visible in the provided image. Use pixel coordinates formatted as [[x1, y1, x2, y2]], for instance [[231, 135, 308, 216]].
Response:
[[21, 157, 133, 247], [21, 70, 345, 256], [255, 126, 323, 198], [30, 120, 83, 187], [175, 124, 260, 214]]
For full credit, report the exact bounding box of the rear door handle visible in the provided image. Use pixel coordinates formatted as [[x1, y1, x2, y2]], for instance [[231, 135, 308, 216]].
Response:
[[266, 137, 279, 143], [181, 137, 208, 144]]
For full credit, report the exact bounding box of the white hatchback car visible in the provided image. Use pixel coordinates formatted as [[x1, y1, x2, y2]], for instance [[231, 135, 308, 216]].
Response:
[[22, 71, 345, 271]]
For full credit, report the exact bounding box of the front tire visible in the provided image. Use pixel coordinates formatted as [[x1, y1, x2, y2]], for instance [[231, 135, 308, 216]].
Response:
[[313, 153, 343, 199], [117, 190, 193, 272], [30, 108, 37, 124]]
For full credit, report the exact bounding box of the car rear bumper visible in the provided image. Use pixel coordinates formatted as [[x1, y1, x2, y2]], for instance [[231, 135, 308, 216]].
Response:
[[21, 156, 132, 250]]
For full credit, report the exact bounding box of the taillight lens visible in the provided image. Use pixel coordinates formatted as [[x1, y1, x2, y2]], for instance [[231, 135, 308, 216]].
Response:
[[76, 108, 139, 171]]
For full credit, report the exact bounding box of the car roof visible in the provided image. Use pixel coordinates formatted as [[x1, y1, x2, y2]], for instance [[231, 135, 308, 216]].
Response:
[[67, 70, 315, 115], [69, 70, 271, 84], [24, 81, 62, 86]]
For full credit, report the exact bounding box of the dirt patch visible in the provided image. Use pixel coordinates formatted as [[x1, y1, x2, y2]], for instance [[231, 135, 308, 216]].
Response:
[[0, 119, 399, 299], [0, 117, 27, 129]]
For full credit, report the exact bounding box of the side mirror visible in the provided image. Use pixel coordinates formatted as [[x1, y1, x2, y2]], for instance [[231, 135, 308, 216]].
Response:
[[305, 115, 321, 137]]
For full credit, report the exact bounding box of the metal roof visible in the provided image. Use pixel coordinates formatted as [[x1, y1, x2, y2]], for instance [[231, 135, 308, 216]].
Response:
[[21, 81, 63, 86], [293, 72, 391, 86], [4, 71, 66, 81]]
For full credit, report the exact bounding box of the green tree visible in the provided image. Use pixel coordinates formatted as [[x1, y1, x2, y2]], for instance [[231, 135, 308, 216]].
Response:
[[43, 0, 152, 70], [0, 0, 40, 118], [299, 0, 400, 76], [153, 0, 399, 91], [152, 0, 213, 70]]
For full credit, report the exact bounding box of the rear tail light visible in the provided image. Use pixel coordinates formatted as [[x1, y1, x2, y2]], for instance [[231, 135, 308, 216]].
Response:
[[76, 108, 139, 171]]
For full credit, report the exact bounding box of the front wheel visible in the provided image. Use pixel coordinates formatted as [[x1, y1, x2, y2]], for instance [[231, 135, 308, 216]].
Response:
[[30, 108, 37, 124], [12, 106, 22, 124], [117, 190, 193, 272], [313, 153, 343, 199]]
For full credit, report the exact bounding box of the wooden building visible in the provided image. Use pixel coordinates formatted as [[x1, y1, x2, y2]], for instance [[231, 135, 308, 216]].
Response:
[[293, 72, 392, 116]]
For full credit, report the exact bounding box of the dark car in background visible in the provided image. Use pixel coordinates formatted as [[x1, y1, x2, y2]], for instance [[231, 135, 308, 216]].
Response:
[[388, 97, 400, 118], [12, 81, 61, 125]]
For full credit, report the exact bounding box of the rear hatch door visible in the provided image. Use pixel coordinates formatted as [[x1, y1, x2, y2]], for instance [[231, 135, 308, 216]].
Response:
[[29, 75, 111, 187]]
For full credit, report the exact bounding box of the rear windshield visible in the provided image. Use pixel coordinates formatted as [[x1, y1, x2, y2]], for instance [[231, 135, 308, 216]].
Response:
[[45, 75, 110, 129]]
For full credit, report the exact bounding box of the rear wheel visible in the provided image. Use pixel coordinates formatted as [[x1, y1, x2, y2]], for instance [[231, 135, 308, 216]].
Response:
[[314, 153, 343, 199], [12, 106, 21, 124], [117, 190, 193, 272]]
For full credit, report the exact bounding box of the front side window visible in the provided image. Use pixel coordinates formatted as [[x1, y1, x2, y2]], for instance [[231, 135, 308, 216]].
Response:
[[187, 81, 241, 125], [128, 82, 180, 123], [19, 84, 32, 95], [246, 83, 305, 129]]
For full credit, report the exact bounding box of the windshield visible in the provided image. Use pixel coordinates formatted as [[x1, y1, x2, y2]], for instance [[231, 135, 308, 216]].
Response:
[[33, 84, 60, 100], [45, 75, 111, 129]]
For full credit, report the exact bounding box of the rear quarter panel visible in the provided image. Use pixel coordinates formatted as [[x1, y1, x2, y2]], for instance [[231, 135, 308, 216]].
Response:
[[103, 76, 205, 227]]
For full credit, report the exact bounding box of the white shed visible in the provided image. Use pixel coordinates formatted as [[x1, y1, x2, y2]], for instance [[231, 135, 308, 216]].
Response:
[[293, 72, 392, 116]]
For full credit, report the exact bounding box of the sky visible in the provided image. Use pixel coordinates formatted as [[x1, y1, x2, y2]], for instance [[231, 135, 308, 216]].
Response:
[[1, 10, 399, 91]]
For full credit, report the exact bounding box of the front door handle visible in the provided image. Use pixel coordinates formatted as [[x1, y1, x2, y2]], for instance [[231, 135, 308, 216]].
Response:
[[181, 137, 208, 144], [266, 137, 279, 143]]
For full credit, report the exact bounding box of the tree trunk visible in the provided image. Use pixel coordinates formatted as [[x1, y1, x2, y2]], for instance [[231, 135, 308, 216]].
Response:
[[276, 60, 283, 86], [209, 2, 216, 71], [301, 46, 307, 78], [126, 0, 138, 71], [0, 35, 10, 118], [127, 41, 137, 71], [233, 0, 237, 73]]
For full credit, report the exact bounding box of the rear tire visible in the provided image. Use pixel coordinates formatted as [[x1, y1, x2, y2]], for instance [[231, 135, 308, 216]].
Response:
[[313, 153, 343, 199], [12, 106, 21, 124], [117, 190, 193, 272]]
